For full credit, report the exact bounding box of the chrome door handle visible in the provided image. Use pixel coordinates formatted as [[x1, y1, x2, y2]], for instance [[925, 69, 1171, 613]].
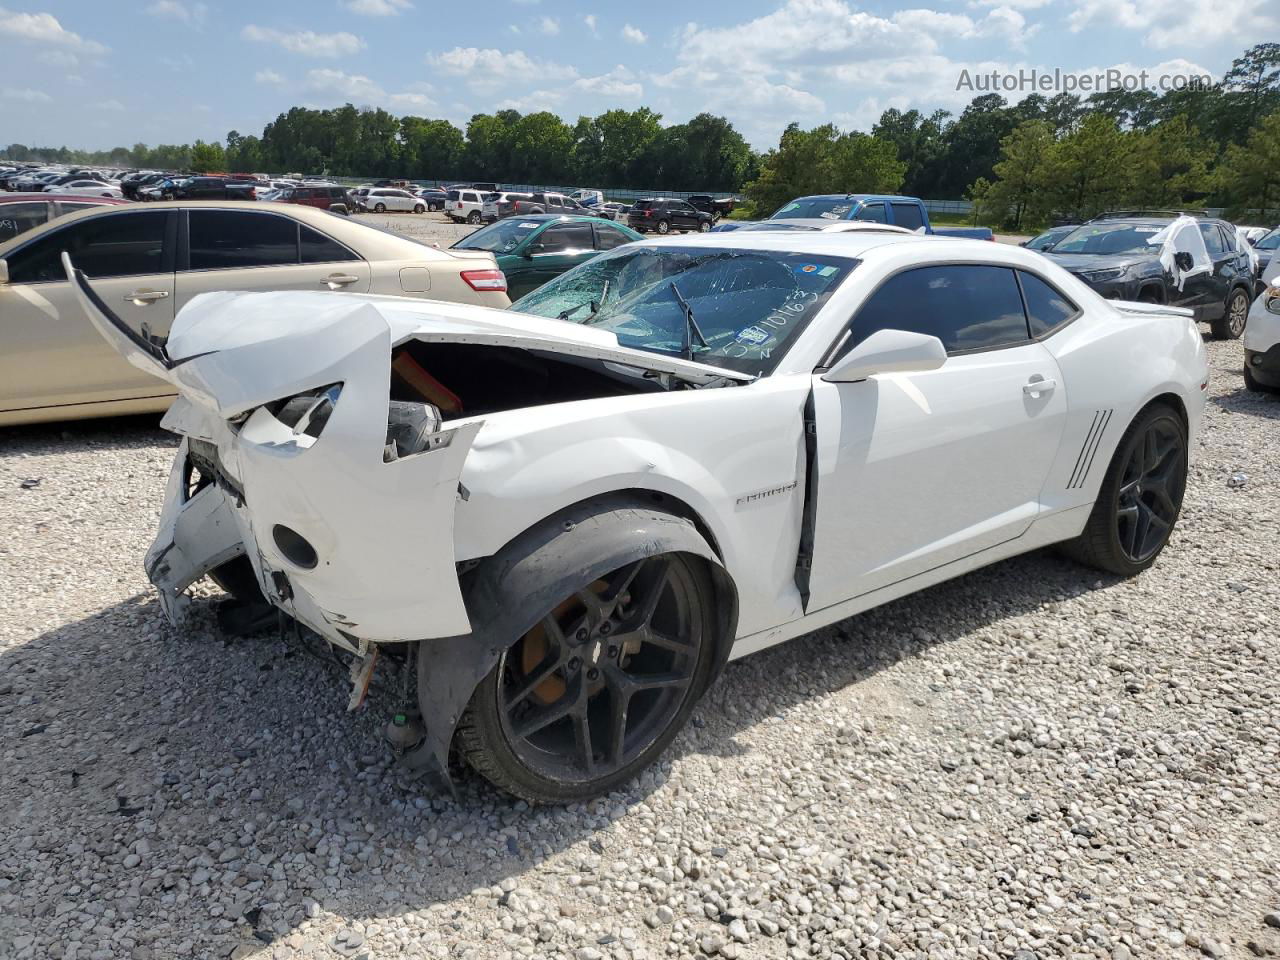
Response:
[[320, 274, 360, 289], [1023, 376, 1057, 397], [124, 289, 169, 305]]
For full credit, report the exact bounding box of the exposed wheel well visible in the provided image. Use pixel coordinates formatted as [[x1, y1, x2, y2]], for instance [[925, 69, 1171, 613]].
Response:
[[1137, 284, 1164, 303]]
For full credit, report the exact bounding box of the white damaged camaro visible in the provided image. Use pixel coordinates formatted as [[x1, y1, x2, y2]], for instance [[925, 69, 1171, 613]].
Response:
[[67, 231, 1208, 802]]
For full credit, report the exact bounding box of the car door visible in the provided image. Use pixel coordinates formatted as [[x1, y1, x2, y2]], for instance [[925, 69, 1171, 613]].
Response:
[[805, 263, 1068, 611], [174, 208, 370, 312], [854, 201, 889, 223], [506, 221, 594, 299], [0, 208, 177, 413], [889, 201, 926, 232]]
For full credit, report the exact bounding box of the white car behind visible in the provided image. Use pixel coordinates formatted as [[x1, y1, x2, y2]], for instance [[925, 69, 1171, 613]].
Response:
[[362, 188, 424, 214]]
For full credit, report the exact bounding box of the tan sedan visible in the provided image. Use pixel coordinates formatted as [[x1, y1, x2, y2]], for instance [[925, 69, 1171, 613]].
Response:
[[0, 201, 510, 426]]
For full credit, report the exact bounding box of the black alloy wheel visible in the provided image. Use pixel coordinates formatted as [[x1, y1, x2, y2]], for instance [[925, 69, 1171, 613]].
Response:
[[497, 556, 702, 783], [1114, 417, 1186, 563]]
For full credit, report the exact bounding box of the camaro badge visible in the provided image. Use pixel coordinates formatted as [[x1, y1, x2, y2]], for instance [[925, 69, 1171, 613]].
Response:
[[736, 480, 798, 508]]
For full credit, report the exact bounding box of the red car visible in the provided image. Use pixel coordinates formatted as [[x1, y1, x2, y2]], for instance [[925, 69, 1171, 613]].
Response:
[[0, 193, 130, 243]]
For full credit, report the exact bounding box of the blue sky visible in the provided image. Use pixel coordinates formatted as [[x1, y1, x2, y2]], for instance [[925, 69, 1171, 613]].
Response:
[[1, 0, 1275, 151]]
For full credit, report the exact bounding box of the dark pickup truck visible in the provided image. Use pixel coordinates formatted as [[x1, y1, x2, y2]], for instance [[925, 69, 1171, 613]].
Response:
[[141, 176, 257, 202], [1042, 215, 1257, 339], [715, 194, 994, 240]]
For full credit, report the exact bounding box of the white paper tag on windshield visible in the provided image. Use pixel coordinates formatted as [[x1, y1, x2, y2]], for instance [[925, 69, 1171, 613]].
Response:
[[518, 222, 538, 228]]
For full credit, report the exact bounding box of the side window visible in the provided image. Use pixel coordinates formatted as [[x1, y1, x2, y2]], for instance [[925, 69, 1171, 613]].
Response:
[[855, 202, 888, 223], [188, 210, 298, 271], [1018, 270, 1078, 338], [1198, 223, 1226, 257], [1218, 225, 1239, 253], [300, 225, 359, 264], [7, 210, 168, 283], [845, 264, 1029, 355], [0, 202, 49, 242], [536, 223, 593, 253], [890, 202, 924, 231], [593, 223, 631, 251]]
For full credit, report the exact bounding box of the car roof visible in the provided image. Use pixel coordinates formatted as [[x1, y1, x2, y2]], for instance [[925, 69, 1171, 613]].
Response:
[[0, 200, 454, 261], [790, 193, 923, 203], [626, 230, 930, 258], [492, 213, 628, 225]]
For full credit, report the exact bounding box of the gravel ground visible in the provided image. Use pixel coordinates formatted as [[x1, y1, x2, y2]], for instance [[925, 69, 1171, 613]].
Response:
[[1, 337, 1277, 960]]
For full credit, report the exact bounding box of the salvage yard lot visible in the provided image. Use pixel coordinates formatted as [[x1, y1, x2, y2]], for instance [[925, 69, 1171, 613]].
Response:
[[0, 341, 1277, 959]]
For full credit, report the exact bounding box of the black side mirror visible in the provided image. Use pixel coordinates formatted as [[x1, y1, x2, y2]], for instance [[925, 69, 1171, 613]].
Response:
[[1174, 251, 1194, 272]]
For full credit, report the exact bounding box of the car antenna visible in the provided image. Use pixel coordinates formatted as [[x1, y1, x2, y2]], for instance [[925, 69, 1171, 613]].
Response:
[[669, 280, 708, 361]]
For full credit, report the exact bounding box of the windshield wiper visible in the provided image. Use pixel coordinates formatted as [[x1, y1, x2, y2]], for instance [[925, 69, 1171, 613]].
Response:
[[556, 299, 598, 321], [669, 281, 708, 361]]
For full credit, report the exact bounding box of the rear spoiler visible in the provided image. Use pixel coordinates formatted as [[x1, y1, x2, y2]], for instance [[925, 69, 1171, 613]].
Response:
[[1111, 300, 1195, 318]]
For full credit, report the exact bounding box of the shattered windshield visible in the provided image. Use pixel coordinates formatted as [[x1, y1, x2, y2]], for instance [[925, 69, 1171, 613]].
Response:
[[511, 245, 857, 375], [452, 218, 540, 254]]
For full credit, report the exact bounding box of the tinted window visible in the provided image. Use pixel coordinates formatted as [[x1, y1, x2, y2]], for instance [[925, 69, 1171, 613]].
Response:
[[847, 265, 1029, 354], [1019, 270, 1078, 338], [1198, 223, 1226, 256], [189, 210, 297, 270], [8, 210, 168, 283], [446, 190, 460, 201], [300, 224, 358, 263], [55, 202, 99, 215], [632, 200, 654, 210], [0, 201, 49, 242], [855, 202, 888, 223], [770, 197, 853, 220], [890, 202, 924, 231], [594, 223, 631, 251], [536, 223, 593, 253]]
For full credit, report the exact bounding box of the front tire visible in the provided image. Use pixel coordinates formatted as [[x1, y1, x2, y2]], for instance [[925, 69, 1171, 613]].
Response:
[[698, 220, 711, 233], [1063, 403, 1187, 576], [1211, 288, 1250, 340], [456, 549, 717, 804], [414, 203, 425, 214]]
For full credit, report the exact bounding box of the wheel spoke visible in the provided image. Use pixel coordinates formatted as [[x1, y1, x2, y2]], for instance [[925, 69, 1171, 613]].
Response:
[[571, 700, 596, 776], [604, 675, 631, 767], [1117, 503, 1140, 557], [622, 670, 692, 693], [1131, 503, 1153, 558], [637, 625, 696, 654], [512, 679, 580, 739]]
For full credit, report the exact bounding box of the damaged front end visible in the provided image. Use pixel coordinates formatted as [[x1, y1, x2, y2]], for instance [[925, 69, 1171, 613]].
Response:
[[67, 254, 749, 790]]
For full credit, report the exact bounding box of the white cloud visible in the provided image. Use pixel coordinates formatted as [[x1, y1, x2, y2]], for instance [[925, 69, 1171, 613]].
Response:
[[307, 67, 385, 100], [341, 0, 412, 15], [573, 65, 643, 99], [621, 23, 647, 43], [306, 69, 437, 110], [970, 0, 1050, 8], [427, 47, 577, 90], [583, 13, 598, 35], [538, 16, 560, 35], [3, 86, 51, 102], [1144, 0, 1278, 49], [95, 98, 126, 111], [497, 89, 566, 112], [255, 68, 285, 85], [37, 49, 78, 67], [146, 0, 207, 25], [0, 8, 108, 53], [242, 25, 365, 57]]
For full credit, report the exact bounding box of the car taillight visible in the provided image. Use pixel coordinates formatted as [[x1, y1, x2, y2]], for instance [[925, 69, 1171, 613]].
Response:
[[512, 200, 520, 211], [460, 269, 507, 292]]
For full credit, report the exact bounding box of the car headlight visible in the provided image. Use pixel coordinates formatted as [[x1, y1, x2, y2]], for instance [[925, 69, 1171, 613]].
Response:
[[1265, 285, 1280, 316], [1079, 267, 1127, 283], [266, 383, 342, 439], [384, 400, 447, 462]]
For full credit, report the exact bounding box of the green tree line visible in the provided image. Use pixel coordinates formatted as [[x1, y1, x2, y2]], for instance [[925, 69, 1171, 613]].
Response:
[[5, 44, 1277, 221]]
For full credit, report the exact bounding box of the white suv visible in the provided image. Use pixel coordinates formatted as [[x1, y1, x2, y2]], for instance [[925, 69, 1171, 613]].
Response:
[[1244, 255, 1280, 393], [447, 188, 485, 224], [363, 188, 425, 214]]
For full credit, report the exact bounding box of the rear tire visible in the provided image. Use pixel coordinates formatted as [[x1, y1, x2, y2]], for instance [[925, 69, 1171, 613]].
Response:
[[467, 211, 482, 224], [1062, 402, 1187, 576], [656, 219, 671, 235], [1244, 364, 1277, 394], [374, 202, 386, 213], [1211, 288, 1249, 340]]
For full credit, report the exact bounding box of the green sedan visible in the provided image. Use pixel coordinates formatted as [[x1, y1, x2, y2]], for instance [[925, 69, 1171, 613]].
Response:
[[451, 214, 642, 300]]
